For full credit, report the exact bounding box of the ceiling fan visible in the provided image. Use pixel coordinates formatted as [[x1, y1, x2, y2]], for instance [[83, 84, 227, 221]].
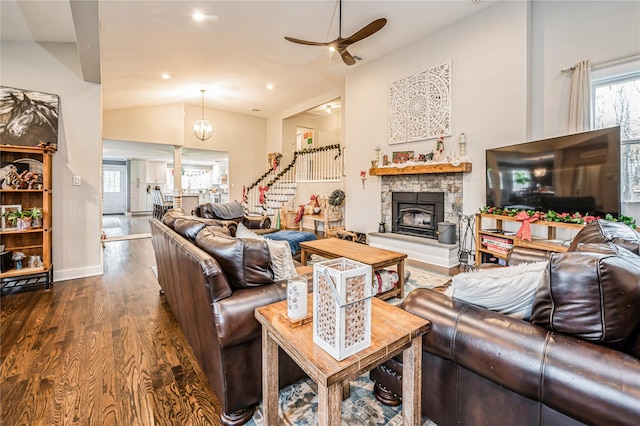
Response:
[[285, 0, 387, 66]]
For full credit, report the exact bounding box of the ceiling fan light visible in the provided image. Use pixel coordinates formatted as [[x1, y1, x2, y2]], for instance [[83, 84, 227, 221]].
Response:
[[193, 89, 213, 141]]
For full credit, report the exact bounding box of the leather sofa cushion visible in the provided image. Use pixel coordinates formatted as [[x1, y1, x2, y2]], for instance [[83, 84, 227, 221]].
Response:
[[162, 208, 188, 228], [195, 227, 273, 288], [173, 217, 231, 241], [569, 219, 640, 255], [531, 243, 640, 343]]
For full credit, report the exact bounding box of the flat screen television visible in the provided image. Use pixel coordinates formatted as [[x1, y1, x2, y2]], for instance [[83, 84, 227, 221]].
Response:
[[486, 126, 620, 217]]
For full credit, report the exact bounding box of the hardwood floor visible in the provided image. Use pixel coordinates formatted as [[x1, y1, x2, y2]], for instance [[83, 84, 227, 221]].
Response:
[[1, 236, 223, 425], [102, 214, 153, 238]]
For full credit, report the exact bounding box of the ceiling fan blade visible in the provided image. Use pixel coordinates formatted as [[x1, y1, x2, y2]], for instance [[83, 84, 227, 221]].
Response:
[[284, 36, 331, 47], [343, 18, 387, 46], [339, 48, 357, 66]]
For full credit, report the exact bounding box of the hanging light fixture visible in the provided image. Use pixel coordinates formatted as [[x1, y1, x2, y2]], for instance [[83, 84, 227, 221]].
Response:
[[325, 104, 333, 115], [193, 89, 213, 141]]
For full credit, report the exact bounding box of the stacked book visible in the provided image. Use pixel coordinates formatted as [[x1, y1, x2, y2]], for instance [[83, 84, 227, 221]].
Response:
[[481, 234, 514, 256]]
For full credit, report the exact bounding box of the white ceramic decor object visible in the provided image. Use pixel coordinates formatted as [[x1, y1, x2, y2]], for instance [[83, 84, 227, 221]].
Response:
[[287, 275, 308, 320]]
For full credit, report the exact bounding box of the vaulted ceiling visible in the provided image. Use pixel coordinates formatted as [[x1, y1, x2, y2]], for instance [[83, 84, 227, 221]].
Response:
[[2, 0, 496, 118]]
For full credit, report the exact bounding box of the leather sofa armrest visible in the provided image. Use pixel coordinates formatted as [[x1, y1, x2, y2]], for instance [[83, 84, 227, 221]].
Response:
[[403, 288, 640, 425], [213, 277, 312, 348]]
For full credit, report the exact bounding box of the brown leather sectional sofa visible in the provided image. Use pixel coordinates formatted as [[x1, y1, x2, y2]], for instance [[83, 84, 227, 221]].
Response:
[[371, 220, 640, 425], [149, 209, 309, 425]]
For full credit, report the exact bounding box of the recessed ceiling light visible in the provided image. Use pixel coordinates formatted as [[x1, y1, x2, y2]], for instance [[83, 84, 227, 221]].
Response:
[[192, 11, 205, 21], [161, 73, 171, 80], [266, 84, 274, 90]]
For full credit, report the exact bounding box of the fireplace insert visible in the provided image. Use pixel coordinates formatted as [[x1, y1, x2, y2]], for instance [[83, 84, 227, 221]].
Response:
[[392, 192, 444, 239]]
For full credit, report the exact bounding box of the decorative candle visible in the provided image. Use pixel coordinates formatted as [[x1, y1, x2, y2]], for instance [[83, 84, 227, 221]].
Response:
[[459, 133, 467, 157], [287, 275, 308, 320]]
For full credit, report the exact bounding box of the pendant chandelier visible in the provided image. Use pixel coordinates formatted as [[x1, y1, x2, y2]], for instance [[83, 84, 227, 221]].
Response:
[[193, 89, 213, 141]]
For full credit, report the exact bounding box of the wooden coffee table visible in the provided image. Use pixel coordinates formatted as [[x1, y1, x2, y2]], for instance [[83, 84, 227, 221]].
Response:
[[255, 296, 430, 426], [300, 238, 408, 300]]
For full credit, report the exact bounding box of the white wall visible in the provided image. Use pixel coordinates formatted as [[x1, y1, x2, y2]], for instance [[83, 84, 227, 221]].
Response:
[[1, 41, 103, 281], [344, 1, 530, 233], [104, 103, 267, 204], [280, 108, 345, 209], [103, 104, 185, 145], [531, 0, 640, 139], [266, 87, 343, 162], [182, 105, 267, 203]]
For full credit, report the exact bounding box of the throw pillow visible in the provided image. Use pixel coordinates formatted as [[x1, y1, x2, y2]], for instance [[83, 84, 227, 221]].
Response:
[[265, 239, 297, 281], [446, 261, 548, 320], [531, 243, 640, 343], [373, 269, 399, 295], [235, 222, 265, 240]]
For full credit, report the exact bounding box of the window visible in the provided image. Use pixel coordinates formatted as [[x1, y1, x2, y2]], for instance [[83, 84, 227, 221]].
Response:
[[592, 70, 640, 211], [103, 170, 121, 193]]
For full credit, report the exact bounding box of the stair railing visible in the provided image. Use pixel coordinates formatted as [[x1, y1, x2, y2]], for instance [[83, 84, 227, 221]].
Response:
[[243, 144, 342, 215]]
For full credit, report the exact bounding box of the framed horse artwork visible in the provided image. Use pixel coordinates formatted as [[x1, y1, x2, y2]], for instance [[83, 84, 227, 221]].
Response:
[[0, 86, 59, 151]]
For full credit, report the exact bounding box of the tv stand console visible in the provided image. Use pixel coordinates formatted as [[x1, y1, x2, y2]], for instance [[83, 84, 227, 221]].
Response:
[[474, 213, 584, 266]]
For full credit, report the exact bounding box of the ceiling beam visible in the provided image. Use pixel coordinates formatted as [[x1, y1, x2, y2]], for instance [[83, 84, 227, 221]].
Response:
[[70, 0, 101, 83]]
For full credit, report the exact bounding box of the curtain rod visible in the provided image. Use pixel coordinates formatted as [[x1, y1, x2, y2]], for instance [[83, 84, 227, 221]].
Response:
[[561, 51, 640, 73]]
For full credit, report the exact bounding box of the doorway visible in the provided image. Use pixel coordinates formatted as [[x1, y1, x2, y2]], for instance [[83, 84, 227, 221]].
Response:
[[102, 164, 126, 214]]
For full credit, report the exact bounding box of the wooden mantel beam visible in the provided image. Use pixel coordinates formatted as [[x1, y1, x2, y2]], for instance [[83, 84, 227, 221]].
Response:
[[369, 162, 472, 176]]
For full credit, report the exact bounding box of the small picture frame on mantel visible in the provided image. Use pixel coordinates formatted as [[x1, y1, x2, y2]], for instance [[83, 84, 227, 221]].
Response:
[[392, 151, 414, 164]]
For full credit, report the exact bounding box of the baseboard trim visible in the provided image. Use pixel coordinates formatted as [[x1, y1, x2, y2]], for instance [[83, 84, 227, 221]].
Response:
[[53, 264, 103, 282]]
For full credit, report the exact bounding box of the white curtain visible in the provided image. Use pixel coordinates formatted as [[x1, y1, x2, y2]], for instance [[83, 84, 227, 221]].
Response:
[[568, 59, 592, 133]]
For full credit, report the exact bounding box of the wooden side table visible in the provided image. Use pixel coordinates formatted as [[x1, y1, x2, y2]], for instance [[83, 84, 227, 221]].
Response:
[[255, 296, 430, 425]]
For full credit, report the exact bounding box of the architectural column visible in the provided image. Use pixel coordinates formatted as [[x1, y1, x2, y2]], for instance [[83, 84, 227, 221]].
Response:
[[173, 146, 183, 209]]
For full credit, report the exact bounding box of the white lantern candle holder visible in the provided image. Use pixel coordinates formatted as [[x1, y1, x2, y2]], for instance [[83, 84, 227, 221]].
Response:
[[312, 258, 373, 361]]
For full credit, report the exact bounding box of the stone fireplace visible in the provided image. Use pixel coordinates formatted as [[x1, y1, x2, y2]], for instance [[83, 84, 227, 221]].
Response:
[[381, 172, 463, 239], [392, 192, 444, 239], [370, 165, 468, 269]]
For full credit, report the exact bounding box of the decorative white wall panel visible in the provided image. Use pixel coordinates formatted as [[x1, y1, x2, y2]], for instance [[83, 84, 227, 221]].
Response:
[[388, 62, 451, 144]]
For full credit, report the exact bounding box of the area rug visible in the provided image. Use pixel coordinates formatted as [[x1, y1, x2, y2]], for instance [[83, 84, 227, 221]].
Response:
[[402, 265, 452, 295], [247, 374, 437, 426]]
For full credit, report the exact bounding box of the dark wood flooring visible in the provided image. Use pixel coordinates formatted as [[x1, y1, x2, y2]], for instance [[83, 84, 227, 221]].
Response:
[[1, 235, 223, 425]]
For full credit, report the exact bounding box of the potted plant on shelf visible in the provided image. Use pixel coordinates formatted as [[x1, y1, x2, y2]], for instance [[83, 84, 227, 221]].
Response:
[[4, 210, 31, 230], [26, 207, 43, 228]]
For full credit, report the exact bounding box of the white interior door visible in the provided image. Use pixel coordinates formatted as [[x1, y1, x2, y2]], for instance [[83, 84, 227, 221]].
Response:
[[103, 165, 127, 214]]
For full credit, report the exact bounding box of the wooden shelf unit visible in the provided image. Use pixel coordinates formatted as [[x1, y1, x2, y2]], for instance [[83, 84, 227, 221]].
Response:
[[369, 162, 472, 176], [1, 146, 53, 291], [474, 213, 584, 266]]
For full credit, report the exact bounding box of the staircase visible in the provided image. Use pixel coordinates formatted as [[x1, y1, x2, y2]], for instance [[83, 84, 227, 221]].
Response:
[[243, 144, 342, 217]]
